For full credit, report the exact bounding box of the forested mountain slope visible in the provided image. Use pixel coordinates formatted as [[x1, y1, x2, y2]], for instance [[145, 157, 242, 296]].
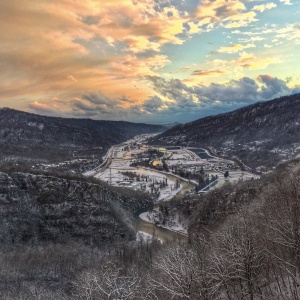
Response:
[[1, 160, 300, 299], [0, 108, 165, 162], [152, 93, 300, 169], [0, 172, 152, 245]]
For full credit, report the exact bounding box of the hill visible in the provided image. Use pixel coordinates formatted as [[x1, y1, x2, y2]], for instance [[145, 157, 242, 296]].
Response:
[[152, 93, 300, 170], [0, 108, 165, 167], [0, 172, 152, 246]]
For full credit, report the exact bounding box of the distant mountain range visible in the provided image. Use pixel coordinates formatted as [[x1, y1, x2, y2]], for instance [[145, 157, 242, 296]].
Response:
[[2, 93, 300, 170], [161, 122, 182, 129], [152, 93, 300, 170], [0, 108, 165, 162]]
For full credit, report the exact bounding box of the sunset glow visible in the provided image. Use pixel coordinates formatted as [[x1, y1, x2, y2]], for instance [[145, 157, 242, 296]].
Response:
[[1, 0, 299, 123]]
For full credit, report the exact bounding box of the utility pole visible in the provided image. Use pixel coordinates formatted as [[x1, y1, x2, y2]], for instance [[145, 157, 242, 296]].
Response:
[[109, 167, 112, 185]]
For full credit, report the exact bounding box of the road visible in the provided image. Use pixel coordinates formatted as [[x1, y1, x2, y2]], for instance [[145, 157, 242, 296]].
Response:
[[90, 140, 193, 241], [88, 138, 257, 241], [86, 146, 116, 176]]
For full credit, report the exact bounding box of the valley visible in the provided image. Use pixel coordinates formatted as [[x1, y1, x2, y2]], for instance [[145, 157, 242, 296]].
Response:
[[1, 95, 300, 299], [86, 134, 258, 239], [1, 0, 300, 295]]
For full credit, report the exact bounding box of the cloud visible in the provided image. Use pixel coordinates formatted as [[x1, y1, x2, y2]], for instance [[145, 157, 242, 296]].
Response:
[[236, 52, 278, 70], [110, 54, 171, 78], [27, 91, 165, 121], [280, 0, 292, 5], [186, 52, 280, 86], [82, 0, 189, 50], [27, 74, 298, 123], [275, 23, 300, 44], [194, 77, 260, 103], [218, 43, 256, 53], [147, 76, 197, 106], [142, 96, 164, 113], [148, 75, 296, 105], [223, 11, 257, 28], [257, 75, 292, 99], [192, 70, 226, 76], [196, 0, 246, 20], [196, 0, 258, 29], [249, 36, 264, 42], [82, 93, 119, 106], [253, 3, 277, 13], [80, 15, 100, 25], [28, 101, 57, 114], [0, 0, 183, 106], [67, 75, 78, 82], [0, 0, 299, 124]]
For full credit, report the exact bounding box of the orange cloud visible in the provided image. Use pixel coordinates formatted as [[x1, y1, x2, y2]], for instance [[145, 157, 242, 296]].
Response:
[[66, 0, 189, 50], [192, 69, 226, 76], [0, 0, 296, 122], [230, 52, 279, 70], [67, 75, 78, 82], [0, 0, 182, 110], [196, 0, 246, 20], [184, 51, 280, 87], [196, 0, 257, 29]]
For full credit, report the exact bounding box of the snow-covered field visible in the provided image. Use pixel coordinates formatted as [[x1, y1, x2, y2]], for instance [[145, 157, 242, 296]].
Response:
[[87, 135, 260, 237], [95, 163, 182, 201], [92, 135, 258, 200]]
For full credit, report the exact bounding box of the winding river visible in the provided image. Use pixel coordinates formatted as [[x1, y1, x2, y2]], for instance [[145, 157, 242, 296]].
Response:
[[135, 171, 192, 241], [93, 140, 194, 241]]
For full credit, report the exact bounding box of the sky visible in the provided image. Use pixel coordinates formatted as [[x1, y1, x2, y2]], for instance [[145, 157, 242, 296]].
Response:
[[0, 0, 300, 124]]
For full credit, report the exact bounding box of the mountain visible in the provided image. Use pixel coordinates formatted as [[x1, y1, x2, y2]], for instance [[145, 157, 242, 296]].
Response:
[[0, 108, 165, 163], [161, 122, 182, 129], [152, 93, 300, 170]]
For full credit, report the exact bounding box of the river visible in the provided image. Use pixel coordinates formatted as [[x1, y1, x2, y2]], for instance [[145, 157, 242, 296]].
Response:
[[135, 167, 193, 241], [94, 139, 194, 241]]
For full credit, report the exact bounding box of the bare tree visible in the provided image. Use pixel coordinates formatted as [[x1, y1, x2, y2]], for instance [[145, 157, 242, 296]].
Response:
[[73, 262, 141, 300], [148, 243, 200, 299], [262, 169, 300, 299], [209, 215, 264, 300], [190, 233, 214, 300]]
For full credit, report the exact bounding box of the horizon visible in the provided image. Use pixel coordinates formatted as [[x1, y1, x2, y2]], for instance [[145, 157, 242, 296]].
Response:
[[2, 91, 298, 126], [1, 0, 299, 123]]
